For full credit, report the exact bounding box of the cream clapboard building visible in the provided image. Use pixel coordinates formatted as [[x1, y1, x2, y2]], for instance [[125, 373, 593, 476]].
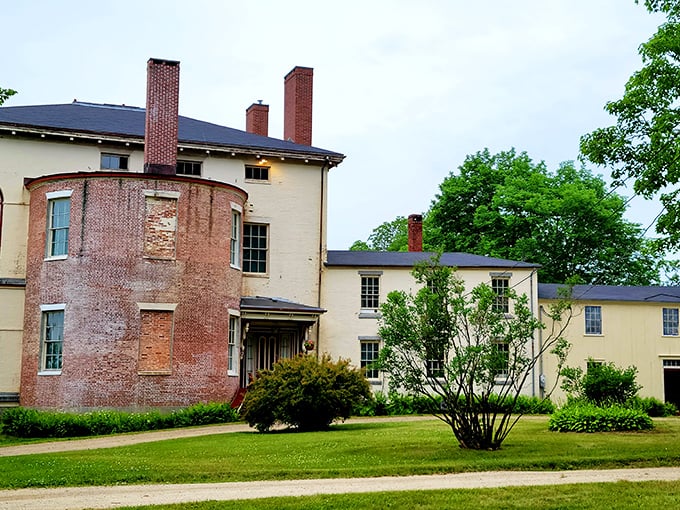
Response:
[[1, 58, 679, 410]]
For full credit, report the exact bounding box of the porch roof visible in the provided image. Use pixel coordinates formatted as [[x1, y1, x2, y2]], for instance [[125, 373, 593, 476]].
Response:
[[240, 296, 326, 321]]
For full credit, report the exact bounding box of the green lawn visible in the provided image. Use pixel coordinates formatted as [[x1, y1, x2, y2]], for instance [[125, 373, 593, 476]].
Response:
[[1, 416, 679, 489], [117, 481, 680, 510]]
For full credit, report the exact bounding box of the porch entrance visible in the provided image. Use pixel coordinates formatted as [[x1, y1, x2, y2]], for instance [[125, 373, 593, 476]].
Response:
[[240, 326, 303, 387], [663, 359, 680, 409]]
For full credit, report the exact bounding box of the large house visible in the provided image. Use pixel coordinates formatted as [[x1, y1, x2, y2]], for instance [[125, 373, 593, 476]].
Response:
[[1, 58, 679, 411]]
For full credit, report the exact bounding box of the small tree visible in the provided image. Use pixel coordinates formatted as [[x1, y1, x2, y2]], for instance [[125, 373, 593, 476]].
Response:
[[560, 359, 641, 406], [0, 87, 16, 106], [377, 258, 572, 450], [241, 354, 372, 432]]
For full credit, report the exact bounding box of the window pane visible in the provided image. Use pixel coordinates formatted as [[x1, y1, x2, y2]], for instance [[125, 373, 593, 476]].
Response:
[[585, 306, 602, 335], [43, 310, 64, 370], [361, 341, 380, 379], [663, 308, 679, 336], [48, 198, 70, 257], [361, 276, 380, 309], [243, 223, 268, 273]]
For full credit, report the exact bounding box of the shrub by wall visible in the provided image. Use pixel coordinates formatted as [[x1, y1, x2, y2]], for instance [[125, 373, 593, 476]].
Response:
[[548, 402, 653, 433]]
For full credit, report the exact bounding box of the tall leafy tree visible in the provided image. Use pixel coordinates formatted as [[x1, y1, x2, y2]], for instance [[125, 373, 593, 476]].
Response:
[[428, 149, 662, 285], [580, 0, 680, 249], [350, 216, 409, 251], [377, 257, 572, 450]]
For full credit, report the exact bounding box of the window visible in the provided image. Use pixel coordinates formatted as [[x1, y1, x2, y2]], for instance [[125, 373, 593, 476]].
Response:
[[584, 305, 602, 335], [663, 308, 679, 336], [491, 277, 509, 313], [360, 340, 380, 379], [228, 315, 240, 375], [0, 188, 3, 250], [143, 191, 179, 260], [46, 193, 71, 258], [492, 341, 509, 379], [137, 303, 177, 375], [245, 165, 269, 181], [230, 210, 241, 268], [361, 276, 380, 310], [101, 153, 129, 170], [176, 160, 202, 176], [243, 223, 268, 273], [426, 359, 444, 378], [40, 305, 65, 372]]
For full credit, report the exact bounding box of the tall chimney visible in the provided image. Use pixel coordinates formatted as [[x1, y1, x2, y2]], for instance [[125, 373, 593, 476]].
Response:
[[408, 214, 423, 252], [246, 101, 269, 136], [284, 66, 313, 145], [144, 58, 180, 175]]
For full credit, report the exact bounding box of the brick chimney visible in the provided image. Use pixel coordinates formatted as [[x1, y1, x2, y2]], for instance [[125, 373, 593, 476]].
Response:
[[246, 101, 269, 137], [284, 66, 313, 145], [144, 58, 180, 175], [408, 214, 423, 252]]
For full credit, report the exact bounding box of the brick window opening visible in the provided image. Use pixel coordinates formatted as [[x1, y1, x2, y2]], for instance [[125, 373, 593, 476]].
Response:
[[245, 165, 270, 181], [41, 309, 64, 371], [144, 195, 178, 259], [101, 153, 129, 170], [176, 160, 202, 176], [243, 223, 268, 273], [47, 196, 70, 258], [230, 210, 241, 268], [139, 310, 173, 374], [228, 316, 239, 375]]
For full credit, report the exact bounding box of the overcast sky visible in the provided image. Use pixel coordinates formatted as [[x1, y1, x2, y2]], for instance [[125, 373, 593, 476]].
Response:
[[3, 1, 665, 249]]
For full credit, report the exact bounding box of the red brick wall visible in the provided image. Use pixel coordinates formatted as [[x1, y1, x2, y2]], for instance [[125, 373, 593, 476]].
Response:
[[144, 196, 178, 259], [284, 66, 313, 146], [245, 103, 269, 137], [408, 214, 423, 252], [21, 174, 247, 411], [144, 59, 180, 175], [139, 310, 173, 373]]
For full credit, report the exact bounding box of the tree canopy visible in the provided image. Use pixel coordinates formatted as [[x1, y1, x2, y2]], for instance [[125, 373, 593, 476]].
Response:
[[0, 87, 16, 106], [352, 149, 665, 285], [580, 0, 680, 249]]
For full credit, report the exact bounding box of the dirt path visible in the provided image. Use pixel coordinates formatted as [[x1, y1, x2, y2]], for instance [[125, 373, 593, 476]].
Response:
[[2, 417, 680, 509]]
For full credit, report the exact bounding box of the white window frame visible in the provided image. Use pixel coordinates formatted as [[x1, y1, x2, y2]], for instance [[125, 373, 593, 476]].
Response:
[[228, 310, 240, 376], [39, 303, 66, 375], [243, 223, 268, 274], [45, 190, 72, 260], [359, 336, 381, 380], [491, 275, 510, 314], [359, 271, 382, 318], [584, 305, 602, 335], [663, 308, 679, 336], [101, 152, 129, 170], [230, 204, 242, 269]]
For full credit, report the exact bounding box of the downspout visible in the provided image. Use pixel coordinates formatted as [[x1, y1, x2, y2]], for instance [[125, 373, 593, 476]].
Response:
[[530, 269, 536, 397], [538, 305, 545, 399], [316, 160, 330, 358]]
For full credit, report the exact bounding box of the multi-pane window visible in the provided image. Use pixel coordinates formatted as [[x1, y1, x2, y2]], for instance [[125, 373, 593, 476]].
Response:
[[243, 223, 268, 273], [491, 277, 509, 313], [426, 359, 444, 378], [360, 341, 380, 379], [361, 276, 380, 310], [101, 153, 129, 170], [176, 160, 202, 176], [245, 165, 269, 181], [230, 210, 241, 268], [228, 316, 239, 375], [663, 308, 679, 336], [41, 308, 64, 371], [47, 196, 70, 257], [492, 341, 509, 379], [585, 305, 602, 335]]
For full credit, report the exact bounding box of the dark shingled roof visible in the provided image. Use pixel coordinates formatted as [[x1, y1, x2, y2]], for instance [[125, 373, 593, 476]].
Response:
[[0, 102, 344, 161], [241, 296, 326, 314], [539, 283, 680, 303], [326, 251, 540, 269]]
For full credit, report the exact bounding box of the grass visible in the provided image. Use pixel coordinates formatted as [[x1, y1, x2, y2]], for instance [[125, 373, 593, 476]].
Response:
[[116, 481, 680, 509], [1, 416, 679, 489]]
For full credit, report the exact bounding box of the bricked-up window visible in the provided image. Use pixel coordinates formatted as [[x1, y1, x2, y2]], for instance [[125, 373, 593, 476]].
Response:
[[46, 190, 72, 258], [585, 305, 602, 335], [360, 340, 380, 379], [491, 277, 510, 313], [139, 309, 174, 374], [230, 210, 241, 268], [361, 276, 380, 310], [245, 165, 270, 181], [40, 305, 65, 372], [228, 315, 239, 375], [663, 308, 679, 336], [143, 192, 179, 259], [176, 160, 202, 176], [101, 153, 129, 170], [243, 223, 268, 273]]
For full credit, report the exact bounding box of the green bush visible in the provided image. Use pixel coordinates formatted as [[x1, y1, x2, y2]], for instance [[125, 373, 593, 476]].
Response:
[[549, 402, 653, 432], [628, 396, 678, 417], [241, 354, 372, 432], [0, 402, 239, 438], [561, 360, 640, 406]]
